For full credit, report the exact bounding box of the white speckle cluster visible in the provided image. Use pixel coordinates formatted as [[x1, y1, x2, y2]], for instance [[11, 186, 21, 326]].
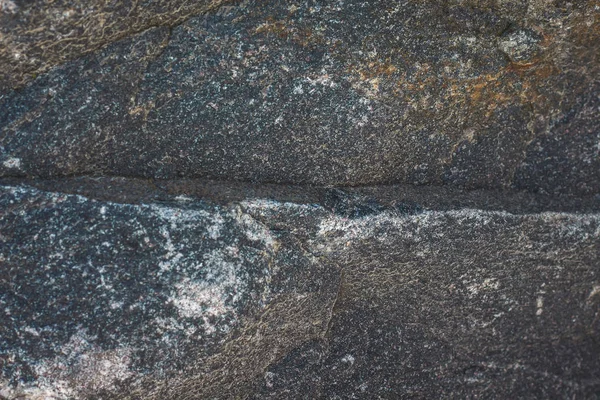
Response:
[[167, 248, 247, 334], [0, 0, 17, 14], [2, 157, 21, 169], [171, 278, 229, 318], [341, 354, 355, 365], [0, 187, 281, 397], [234, 206, 278, 251], [1, 330, 134, 399], [498, 29, 539, 62], [465, 278, 501, 297], [536, 296, 544, 316], [318, 209, 600, 247]]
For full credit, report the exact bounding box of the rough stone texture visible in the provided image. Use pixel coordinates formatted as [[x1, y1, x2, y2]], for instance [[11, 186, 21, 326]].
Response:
[[1, 0, 599, 195], [0, 0, 229, 92], [1, 0, 600, 398], [0, 182, 339, 399], [0, 181, 599, 398]]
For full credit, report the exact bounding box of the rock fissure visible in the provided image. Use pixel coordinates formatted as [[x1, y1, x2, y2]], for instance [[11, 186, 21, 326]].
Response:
[[1, 0, 599, 398]]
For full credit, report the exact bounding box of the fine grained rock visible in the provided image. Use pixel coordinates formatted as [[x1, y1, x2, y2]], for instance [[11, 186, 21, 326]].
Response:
[[1, 0, 599, 195], [0, 0, 229, 92], [0, 182, 340, 399], [1, 0, 600, 398], [1, 181, 599, 398]]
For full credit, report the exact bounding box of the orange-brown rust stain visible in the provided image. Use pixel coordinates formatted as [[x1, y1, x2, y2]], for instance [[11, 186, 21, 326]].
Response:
[[330, 2, 596, 126], [255, 18, 290, 38], [346, 59, 561, 121], [254, 17, 322, 47], [348, 60, 398, 81], [506, 61, 537, 73], [366, 61, 398, 78], [347, 54, 548, 114]]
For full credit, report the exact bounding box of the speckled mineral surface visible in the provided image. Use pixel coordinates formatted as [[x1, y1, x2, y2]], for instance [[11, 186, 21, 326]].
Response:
[[1, 0, 599, 398], [2, 0, 599, 194], [1, 179, 599, 398]]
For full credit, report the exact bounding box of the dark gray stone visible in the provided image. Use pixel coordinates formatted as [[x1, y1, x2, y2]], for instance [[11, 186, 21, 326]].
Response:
[[1, 181, 599, 398], [1, 0, 599, 398], [1, 0, 599, 195], [0, 0, 225, 92]]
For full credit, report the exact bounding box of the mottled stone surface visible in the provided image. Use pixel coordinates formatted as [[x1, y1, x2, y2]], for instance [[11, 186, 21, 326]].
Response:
[[0, 0, 228, 92], [1, 0, 599, 194], [1, 181, 599, 398], [0, 182, 339, 398], [1, 0, 599, 398]]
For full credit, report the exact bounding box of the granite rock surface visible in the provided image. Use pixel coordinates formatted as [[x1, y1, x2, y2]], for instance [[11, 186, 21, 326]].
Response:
[[1, 0, 599, 398], [1, 180, 599, 399], [1, 0, 599, 194], [0, 0, 229, 92]]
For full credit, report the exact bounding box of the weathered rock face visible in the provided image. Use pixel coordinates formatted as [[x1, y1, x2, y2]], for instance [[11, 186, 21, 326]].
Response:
[[1, 0, 599, 398], [1, 180, 599, 398], [1, 0, 599, 194], [0, 0, 228, 92], [0, 182, 341, 398]]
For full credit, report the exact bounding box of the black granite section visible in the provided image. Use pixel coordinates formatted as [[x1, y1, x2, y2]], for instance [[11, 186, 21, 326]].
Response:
[[0, 185, 289, 396], [0, 0, 226, 92], [514, 82, 600, 196], [0, 0, 599, 398], [2, 183, 598, 398], [1, 0, 598, 195], [252, 210, 600, 399]]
